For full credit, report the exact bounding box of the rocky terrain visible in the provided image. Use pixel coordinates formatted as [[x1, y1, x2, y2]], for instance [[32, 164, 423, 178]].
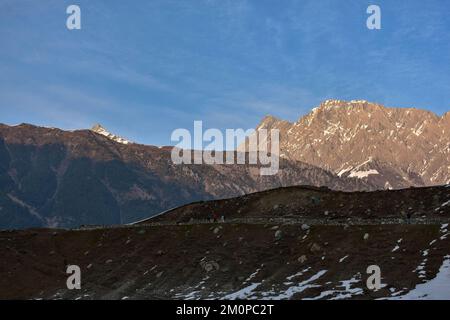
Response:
[[1, 185, 449, 300], [141, 184, 450, 224], [0, 123, 371, 229], [240, 99, 450, 189]]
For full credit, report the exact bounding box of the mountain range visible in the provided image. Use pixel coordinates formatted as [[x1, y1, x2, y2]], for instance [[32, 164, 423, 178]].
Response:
[[0, 122, 369, 229], [0, 99, 449, 229], [241, 99, 450, 189]]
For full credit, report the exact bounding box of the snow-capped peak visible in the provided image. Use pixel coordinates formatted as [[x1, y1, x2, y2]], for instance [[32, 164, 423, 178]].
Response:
[[90, 124, 131, 145]]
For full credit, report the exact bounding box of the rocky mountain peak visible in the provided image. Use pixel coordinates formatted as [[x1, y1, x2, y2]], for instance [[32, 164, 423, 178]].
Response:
[[91, 123, 106, 132], [256, 115, 292, 130], [441, 111, 450, 126], [246, 99, 450, 188], [90, 123, 131, 145]]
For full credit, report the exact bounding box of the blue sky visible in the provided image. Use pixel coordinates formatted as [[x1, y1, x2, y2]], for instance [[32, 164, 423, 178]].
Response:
[[1, 0, 450, 146]]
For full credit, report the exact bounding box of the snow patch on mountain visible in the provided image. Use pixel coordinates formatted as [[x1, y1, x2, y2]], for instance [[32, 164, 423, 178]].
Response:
[[349, 169, 379, 179], [337, 158, 379, 179], [91, 124, 132, 145]]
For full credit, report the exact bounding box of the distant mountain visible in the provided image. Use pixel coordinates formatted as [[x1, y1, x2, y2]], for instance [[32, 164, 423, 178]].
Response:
[[0, 123, 373, 229], [91, 123, 132, 145], [240, 99, 450, 189]]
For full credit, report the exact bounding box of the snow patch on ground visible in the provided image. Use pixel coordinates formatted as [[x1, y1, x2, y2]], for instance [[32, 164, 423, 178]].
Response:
[[244, 268, 261, 283], [305, 275, 363, 300], [222, 283, 261, 300], [286, 267, 311, 281], [265, 270, 327, 300], [392, 256, 450, 300]]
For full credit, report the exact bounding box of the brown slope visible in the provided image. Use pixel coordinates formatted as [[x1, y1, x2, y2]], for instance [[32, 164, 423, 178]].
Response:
[[140, 184, 450, 224], [1, 185, 450, 300]]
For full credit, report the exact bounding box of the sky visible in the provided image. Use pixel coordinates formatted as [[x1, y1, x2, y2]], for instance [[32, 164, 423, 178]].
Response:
[[1, 0, 450, 146]]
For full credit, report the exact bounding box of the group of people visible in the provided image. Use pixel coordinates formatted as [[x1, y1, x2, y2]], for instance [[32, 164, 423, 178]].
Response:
[[208, 213, 225, 223]]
